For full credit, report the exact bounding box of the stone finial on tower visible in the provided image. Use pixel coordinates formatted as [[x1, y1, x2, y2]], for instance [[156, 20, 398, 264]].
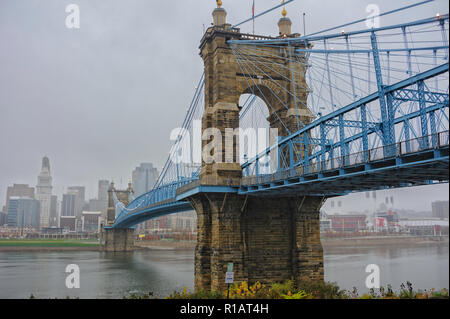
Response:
[[109, 180, 115, 191], [213, 0, 227, 26], [127, 181, 134, 194], [278, 1, 292, 36]]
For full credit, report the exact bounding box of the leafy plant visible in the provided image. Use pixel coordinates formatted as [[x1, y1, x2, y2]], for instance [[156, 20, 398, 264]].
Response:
[[281, 290, 309, 299], [166, 287, 223, 299]]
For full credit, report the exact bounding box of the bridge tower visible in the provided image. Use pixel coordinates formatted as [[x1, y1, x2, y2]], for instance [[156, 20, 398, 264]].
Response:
[[188, 2, 324, 292], [102, 182, 135, 252]]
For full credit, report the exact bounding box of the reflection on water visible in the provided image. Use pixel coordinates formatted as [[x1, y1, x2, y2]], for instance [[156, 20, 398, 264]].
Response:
[[0, 243, 448, 298], [324, 243, 449, 294], [0, 250, 194, 299]]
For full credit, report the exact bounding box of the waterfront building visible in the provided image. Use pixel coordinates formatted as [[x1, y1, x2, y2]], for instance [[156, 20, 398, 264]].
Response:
[[328, 214, 367, 232], [60, 216, 76, 232], [67, 186, 86, 219], [144, 211, 197, 234], [61, 193, 77, 218], [81, 211, 103, 233], [374, 211, 400, 229], [398, 219, 449, 236], [87, 180, 109, 217], [7, 197, 40, 228], [41, 227, 64, 235], [173, 211, 197, 232], [320, 218, 332, 232], [0, 211, 6, 226], [5, 184, 35, 213], [35, 156, 53, 228], [432, 200, 449, 219], [49, 195, 58, 227]]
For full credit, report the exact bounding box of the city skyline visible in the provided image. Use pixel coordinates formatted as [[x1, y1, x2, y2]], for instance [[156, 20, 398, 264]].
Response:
[[1, 154, 448, 215], [0, 155, 157, 210]]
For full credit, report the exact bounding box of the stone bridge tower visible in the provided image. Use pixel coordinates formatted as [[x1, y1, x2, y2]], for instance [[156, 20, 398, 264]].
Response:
[[188, 2, 323, 292], [102, 182, 135, 252]]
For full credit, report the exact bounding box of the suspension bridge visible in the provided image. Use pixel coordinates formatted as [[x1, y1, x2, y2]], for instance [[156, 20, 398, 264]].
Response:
[[102, 1, 449, 292]]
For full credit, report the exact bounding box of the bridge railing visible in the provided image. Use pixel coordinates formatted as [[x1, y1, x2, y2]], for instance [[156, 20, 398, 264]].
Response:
[[241, 130, 449, 186]]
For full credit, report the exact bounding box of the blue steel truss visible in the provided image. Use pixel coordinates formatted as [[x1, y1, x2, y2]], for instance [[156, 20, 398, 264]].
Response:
[[109, 8, 449, 229]]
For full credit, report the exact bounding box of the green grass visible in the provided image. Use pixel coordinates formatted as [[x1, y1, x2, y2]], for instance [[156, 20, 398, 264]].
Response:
[[0, 239, 99, 247]]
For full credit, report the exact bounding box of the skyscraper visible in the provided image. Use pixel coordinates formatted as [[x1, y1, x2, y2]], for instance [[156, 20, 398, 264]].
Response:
[[60, 193, 78, 232], [98, 180, 109, 202], [132, 163, 158, 197], [61, 193, 77, 217], [87, 180, 109, 220], [7, 197, 40, 228], [432, 201, 449, 219], [49, 195, 58, 227], [0, 211, 6, 226], [5, 184, 35, 213], [67, 186, 86, 219], [35, 156, 53, 228]]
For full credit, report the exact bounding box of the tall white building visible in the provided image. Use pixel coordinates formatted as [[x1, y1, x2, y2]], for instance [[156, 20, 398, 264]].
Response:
[[36, 156, 53, 228]]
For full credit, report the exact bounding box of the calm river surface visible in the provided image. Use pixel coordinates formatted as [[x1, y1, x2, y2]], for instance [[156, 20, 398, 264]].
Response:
[[0, 243, 448, 299]]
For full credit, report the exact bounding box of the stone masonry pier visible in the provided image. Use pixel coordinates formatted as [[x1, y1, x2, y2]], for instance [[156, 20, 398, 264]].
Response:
[[189, 193, 324, 292]]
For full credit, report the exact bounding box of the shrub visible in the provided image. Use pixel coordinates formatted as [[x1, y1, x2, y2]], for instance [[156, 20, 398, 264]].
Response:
[[166, 287, 223, 299], [281, 291, 309, 299], [227, 281, 268, 299], [296, 278, 345, 299], [163, 280, 449, 300], [269, 280, 296, 298]]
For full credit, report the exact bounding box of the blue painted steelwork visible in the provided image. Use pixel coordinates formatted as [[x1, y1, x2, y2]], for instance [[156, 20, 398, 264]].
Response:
[[108, 10, 449, 229], [241, 64, 448, 169], [228, 14, 449, 45]]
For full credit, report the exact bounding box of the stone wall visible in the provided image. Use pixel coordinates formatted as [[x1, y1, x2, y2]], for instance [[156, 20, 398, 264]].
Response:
[[190, 193, 324, 292], [103, 228, 135, 252]]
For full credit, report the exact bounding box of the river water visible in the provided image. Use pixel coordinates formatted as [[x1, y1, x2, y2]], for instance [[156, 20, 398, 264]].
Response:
[[0, 243, 448, 299]]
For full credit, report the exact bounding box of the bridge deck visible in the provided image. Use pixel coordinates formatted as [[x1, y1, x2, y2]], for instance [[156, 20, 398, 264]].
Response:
[[110, 131, 449, 229], [239, 132, 449, 197]]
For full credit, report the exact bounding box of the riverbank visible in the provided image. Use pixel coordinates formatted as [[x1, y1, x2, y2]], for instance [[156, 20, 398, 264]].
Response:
[[135, 240, 196, 250], [322, 235, 448, 247], [135, 235, 449, 250], [1, 235, 447, 252], [0, 239, 100, 252]]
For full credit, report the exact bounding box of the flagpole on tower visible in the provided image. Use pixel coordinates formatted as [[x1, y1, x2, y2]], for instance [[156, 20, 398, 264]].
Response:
[[302, 12, 306, 35], [252, 0, 255, 34]]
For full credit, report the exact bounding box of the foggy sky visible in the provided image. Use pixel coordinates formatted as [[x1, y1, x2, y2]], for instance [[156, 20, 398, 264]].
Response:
[[0, 0, 448, 211]]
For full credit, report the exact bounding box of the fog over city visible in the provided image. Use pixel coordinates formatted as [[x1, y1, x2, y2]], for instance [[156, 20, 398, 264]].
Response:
[[0, 0, 448, 210]]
